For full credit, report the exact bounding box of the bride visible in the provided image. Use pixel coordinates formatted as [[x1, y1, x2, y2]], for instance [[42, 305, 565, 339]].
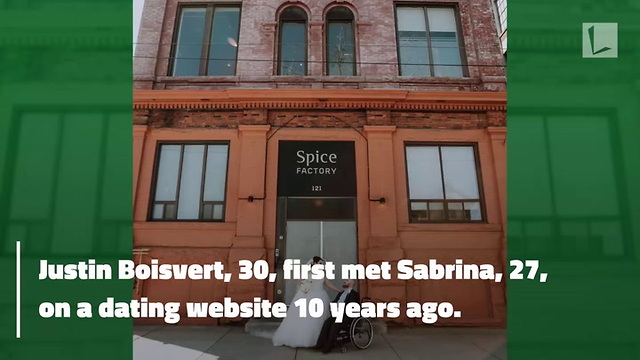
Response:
[[272, 256, 340, 348]]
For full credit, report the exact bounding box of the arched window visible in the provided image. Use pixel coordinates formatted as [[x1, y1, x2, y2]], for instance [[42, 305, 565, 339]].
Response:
[[326, 6, 355, 76], [278, 7, 307, 75]]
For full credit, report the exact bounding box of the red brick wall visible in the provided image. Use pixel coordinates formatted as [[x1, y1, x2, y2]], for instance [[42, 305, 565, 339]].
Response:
[[134, 0, 506, 91], [136, 109, 506, 129]]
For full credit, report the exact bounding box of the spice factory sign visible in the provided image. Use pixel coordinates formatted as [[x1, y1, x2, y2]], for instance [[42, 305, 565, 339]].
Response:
[[277, 141, 356, 197]]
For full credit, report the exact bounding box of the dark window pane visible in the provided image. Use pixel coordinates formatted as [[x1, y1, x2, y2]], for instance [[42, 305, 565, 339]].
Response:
[[281, 7, 307, 21], [428, 202, 445, 221], [327, 6, 353, 20], [327, 22, 355, 75], [173, 8, 206, 76], [280, 22, 306, 75], [410, 202, 428, 222], [287, 198, 355, 220], [448, 202, 465, 221], [165, 203, 177, 220], [202, 203, 214, 220], [208, 7, 240, 76]]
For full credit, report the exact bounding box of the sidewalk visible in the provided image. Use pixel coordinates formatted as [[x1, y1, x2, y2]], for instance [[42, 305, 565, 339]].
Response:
[[134, 325, 506, 360]]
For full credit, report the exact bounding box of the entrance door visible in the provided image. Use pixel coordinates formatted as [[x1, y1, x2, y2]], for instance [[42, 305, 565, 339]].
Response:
[[276, 197, 357, 303], [275, 140, 358, 303]]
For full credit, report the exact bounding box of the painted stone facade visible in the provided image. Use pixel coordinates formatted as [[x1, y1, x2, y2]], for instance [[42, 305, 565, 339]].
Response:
[[134, 0, 506, 326]]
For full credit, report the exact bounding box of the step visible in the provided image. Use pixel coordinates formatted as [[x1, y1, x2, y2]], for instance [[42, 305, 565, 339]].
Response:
[[244, 318, 387, 339]]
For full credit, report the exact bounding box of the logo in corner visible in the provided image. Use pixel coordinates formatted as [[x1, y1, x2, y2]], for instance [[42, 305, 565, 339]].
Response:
[[583, 23, 618, 58]]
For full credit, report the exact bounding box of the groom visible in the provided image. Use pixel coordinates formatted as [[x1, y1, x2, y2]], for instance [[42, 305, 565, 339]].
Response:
[[313, 279, 359, 353]]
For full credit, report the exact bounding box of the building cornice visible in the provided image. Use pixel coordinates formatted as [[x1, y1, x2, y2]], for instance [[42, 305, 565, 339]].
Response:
[[133, 89, 506, 112]]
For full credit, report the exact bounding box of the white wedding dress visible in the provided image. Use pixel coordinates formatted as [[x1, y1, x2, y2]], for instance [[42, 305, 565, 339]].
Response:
[[272, 278, 331, 347]]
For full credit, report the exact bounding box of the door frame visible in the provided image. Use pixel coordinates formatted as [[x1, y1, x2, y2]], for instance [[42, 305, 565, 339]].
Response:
[[274, 196, 358, 302]]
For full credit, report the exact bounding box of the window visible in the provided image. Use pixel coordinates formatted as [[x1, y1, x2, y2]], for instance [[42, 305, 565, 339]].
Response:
[[493, 0, 507, 53], [326, 6, 355, 76], [495, 0, 507, 35], [278, 6, 307, 75], [395, 6, 465, 77], [7, 111, 131, 251], [171, 5, 241, 76], [405, 145, 482, 222], [509, 112, 631, 260], [151, 143, 229, 221]]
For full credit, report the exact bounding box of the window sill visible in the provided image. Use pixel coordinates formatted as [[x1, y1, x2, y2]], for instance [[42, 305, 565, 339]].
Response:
[[134, 221, 237, 247], [398, 222, 502, 232], [155, 75, 240, 82], [153, 75, 484, 84], [134, 221, 236, 230]]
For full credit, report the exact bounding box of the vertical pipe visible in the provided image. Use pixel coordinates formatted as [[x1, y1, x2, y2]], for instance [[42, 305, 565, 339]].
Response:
[[320, 220, 324, 258]]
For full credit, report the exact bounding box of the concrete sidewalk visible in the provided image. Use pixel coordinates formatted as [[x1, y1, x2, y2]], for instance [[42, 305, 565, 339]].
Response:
[[134, 325, 506, 360]]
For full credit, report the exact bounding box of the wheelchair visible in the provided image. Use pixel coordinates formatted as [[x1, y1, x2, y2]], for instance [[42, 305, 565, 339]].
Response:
[[335, 316, 374, 352], [334, 298, 374, 352]]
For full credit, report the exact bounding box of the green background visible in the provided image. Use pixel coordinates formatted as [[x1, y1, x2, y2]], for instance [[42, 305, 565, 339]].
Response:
[[508, 0, 640, 359], [0, 0, 133, 359]]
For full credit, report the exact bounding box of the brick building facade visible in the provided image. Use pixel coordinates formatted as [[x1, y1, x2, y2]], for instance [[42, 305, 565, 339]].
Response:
[[133, 0, 506, 326]]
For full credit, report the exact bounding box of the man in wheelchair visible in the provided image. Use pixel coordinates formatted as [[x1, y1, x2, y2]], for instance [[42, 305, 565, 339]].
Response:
[[312, 279, 373, 353]]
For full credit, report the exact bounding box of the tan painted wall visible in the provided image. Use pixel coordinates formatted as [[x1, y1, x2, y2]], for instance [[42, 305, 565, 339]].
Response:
[[132, 123, 506, 326]]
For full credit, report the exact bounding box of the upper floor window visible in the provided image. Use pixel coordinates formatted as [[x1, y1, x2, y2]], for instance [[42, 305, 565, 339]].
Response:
[[151, 143, 229, 221], [326, 6, 356, 76], [494, 0, 507, 34], [395, 6, 465, 77], [171, 4, 241, 76], [278, 6, 307, 75], [405, 144, 483, 222]]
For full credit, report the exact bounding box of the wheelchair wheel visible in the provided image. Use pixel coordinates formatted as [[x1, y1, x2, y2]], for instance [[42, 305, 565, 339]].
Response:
[[350, 317, 373, 349]]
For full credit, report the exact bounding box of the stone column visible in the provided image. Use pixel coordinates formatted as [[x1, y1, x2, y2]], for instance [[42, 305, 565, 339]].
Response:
[[488, 126, 507, 325], [133, 125, 148, 207], [488, 126, 507, 248], [226, 125, 270, 310], [234, 125, 270, 245], [363, 126, 406, 322], [364, 126, 399, 242]]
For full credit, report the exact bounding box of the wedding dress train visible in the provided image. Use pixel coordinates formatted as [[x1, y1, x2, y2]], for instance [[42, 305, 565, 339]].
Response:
[[272, 278, 330, 347]]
